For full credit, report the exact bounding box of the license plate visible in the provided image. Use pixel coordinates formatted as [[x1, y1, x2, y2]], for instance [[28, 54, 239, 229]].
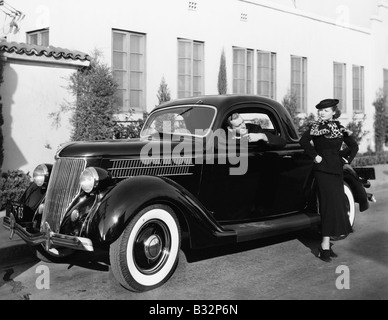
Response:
[[7, 202, 24, 219]]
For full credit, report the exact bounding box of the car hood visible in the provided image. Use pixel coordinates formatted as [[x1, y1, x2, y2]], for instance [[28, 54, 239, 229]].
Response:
[[57, 138, 195, 158]]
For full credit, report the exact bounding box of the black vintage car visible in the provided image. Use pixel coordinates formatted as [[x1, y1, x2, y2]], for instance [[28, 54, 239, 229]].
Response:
[[3, 95, 375, 292]]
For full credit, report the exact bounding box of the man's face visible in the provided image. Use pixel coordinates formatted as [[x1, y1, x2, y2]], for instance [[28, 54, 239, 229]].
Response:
[[229, 115, 248, 137], [230, 115, 247, 130]]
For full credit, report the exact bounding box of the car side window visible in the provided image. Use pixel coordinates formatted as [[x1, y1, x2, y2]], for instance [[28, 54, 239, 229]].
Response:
[[225, 111, 279, 142], [241, 113, 274, 130]]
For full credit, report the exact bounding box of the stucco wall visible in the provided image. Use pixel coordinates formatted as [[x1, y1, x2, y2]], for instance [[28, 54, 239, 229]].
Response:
[[3, 0, 388, 154], [7, 1, 386, 107], [1, 59, 76, 174]]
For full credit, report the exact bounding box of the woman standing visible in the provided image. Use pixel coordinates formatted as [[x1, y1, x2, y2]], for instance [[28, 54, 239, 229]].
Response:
[[300, 99, 359, 262]]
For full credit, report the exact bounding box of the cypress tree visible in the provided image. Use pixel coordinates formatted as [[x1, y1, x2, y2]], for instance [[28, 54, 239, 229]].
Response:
[[217, 49, 227, 95]]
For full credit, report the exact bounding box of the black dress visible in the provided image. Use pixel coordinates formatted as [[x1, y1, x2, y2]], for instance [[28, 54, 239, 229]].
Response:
[[299, 120, 359, 238]]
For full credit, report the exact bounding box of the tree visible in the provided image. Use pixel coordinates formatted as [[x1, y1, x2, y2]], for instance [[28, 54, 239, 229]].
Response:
[[373, 89, 387, 152], [282, 90, 315, 135], [346, 115, 369, 145], [156, 76, 171, 105], [282, 90, 299, 126], [217, 49, 228, 95], [154, 77, 173, 132], [51, 50, 119, 141]]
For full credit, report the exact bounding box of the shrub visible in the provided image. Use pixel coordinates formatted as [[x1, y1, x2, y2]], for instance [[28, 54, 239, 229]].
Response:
[[282, 90, 299, 130], [298, 113, 316, 135], [352, 151, 388, 167], [50, 50, 119, 141], [112, 74, 169, 140], [0, 170, 31, 210], [112, 115, 147, 139], [346, 115, 369, 145], [282, 90, 316, 135]]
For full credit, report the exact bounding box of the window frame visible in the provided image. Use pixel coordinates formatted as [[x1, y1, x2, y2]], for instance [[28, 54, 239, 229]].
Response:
[[291, 55, 307, 113], [384, 69, 388, 94], [26, 28, 49, 46], [177, 38, 204, 98], [233, 47, 254, 94], [112, 29, 146, 113], [352, 65, 365, 113], [333, 62, 347, 113], [257, 51, 277, 99]]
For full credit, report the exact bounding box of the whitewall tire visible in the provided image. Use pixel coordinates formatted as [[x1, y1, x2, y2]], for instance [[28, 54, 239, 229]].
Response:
[[110, 204, 181, 292], [344, 183, 355, 227]]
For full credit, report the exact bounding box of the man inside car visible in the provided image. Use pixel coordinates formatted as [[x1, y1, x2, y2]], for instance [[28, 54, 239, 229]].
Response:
[[227, 113, 286, 147]]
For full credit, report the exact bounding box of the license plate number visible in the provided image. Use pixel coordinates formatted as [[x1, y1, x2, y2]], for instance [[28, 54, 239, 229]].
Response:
[[7, 202, 24, 219]]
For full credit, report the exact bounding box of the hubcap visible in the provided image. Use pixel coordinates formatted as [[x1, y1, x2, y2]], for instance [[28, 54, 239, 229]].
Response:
[[144, 234, 163, 260], [133, 220, 171, 275]]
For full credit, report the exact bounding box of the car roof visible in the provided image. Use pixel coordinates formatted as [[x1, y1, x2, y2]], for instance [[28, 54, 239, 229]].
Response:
[[154, 94, 278, 110], [151, 94, 299, 141], [153, 94, 288, 120]]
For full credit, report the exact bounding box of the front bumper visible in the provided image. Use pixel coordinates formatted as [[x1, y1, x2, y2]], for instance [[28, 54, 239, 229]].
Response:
[[2, 213, 94, 252]]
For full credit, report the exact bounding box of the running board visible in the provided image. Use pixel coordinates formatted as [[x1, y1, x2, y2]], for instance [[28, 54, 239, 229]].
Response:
[[223, 213, 321, 243]]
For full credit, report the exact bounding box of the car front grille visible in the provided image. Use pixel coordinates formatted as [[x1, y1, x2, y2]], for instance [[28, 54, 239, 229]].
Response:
[[108, 157, 194, 178], [41, 158, 86, 233]]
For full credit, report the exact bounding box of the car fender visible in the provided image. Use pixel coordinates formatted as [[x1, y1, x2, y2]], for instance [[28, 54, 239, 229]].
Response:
[[343, 164, 369, 212], [87, 176, 233, 248], [13, 182, 46, 222]]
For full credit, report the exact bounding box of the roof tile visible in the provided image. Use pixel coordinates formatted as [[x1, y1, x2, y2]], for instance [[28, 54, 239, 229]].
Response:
[[0, 40, 91, 62]]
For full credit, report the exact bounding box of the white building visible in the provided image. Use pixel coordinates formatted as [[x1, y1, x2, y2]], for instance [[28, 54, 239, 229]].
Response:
[[1, 0, 388, 173]]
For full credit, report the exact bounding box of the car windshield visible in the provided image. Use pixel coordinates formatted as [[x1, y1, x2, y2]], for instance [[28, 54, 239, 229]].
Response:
[[140, 105, 217, 138]]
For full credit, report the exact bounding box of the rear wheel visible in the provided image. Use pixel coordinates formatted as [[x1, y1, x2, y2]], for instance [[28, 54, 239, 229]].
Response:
[[313, 182, 356, 235], [110, 204, 181, 292], [344, 182, 355, 227]]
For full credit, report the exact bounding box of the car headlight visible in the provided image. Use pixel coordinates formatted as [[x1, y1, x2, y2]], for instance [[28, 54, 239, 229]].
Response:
[[33, 164, 50, 187], [79, 167, 110, 193], [80, 167, 99, 193]]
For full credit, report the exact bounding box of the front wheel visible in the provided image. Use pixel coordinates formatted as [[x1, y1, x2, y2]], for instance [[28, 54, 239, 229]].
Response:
[[110, 204, 181, 292]]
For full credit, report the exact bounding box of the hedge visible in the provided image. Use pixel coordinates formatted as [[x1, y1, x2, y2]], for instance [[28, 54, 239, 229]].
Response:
[[0, 170, 31, 210], [352, 151, 388, 167]]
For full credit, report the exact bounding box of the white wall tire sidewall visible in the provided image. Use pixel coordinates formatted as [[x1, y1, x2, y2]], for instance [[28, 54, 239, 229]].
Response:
[[125, 208, 179, 287], [344, 183, 355, 227]]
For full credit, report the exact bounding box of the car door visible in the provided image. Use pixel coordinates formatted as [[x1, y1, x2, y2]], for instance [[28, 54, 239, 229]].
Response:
[[199, 104, 312, 223]]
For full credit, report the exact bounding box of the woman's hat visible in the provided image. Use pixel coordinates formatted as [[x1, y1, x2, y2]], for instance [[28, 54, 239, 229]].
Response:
[[315, 99, 339, 109]]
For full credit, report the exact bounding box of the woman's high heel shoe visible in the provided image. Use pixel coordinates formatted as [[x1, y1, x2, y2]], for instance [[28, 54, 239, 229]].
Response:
[[329, 243, 338, 258], [318, 246, 332, 262]]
